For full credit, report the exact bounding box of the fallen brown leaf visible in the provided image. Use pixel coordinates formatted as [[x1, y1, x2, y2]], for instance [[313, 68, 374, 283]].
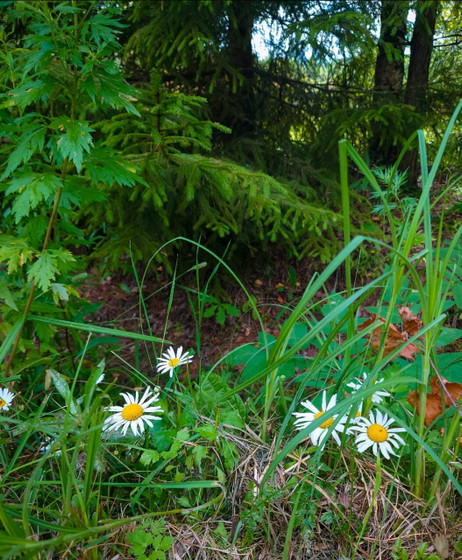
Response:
[[358, 312, 418, 361], [408, 391, 443, 426], [398, 306, 423, 338], [408, 376, 462, 425]]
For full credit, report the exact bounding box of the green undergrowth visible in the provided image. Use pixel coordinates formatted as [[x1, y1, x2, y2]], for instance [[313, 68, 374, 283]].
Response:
[[0, 2, 462, 559]]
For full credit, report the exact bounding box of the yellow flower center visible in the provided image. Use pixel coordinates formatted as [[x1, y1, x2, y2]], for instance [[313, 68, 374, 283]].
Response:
[[121, 403, 143, 421], [0, 399, 5, 408], [367, 423, 388, 443], [168, 358, 181, 367], [314, 410, 334, 429]]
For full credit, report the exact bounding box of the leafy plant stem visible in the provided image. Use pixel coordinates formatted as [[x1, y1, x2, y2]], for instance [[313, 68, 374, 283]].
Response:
[[3, 166, 66, 378]]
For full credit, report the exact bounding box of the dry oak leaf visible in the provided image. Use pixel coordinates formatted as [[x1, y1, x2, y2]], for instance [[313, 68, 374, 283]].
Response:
[[358, 310, 419, 361], [408, 376, 462, 426]]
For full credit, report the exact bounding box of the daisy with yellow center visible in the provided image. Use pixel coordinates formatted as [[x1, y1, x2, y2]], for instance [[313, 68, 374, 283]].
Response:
[[347, 372, 391, 404], [104, 387, 163, 436], [293, 391, 348, 448], [156, 346, 193, 377], [0, 388, 15, 412], [350, 410, 405, 459]]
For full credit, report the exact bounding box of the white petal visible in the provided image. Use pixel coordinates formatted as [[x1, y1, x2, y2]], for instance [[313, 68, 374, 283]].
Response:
[[379, 441, 391, 459], [357, 440, 373, 453], [326, 393, 337, 410], [311, 427, 323, 446], [332, 430, 342, 445], [299, 400, 319, 414]]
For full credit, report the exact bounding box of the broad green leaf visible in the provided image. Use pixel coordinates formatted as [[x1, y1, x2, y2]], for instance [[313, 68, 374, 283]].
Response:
[[60, 176, 107, 210], [175, 428, 190, 442], [435, 327, 462, 347], [219, 410, 244, 429], [436, 352, 462, 383], [453, 283, 462, 308]]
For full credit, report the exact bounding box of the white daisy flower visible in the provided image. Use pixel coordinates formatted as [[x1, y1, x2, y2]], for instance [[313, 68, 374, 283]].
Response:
[[350, 410, 406, 459], [293, 391, 348, 448], [104, 387, 163, 437], [347, 372, 391, 404], [156, 346, 193, 377], [0, 388, 15, 411]]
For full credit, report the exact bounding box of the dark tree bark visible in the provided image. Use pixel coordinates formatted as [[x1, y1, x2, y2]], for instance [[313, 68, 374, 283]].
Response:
[[400, 0, 439, 184], [220, 2, 257, 139], [369, 0, 409, 164]]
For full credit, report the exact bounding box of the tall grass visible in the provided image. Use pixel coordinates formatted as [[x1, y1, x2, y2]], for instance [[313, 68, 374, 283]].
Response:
[[1, 102, 461, 558]]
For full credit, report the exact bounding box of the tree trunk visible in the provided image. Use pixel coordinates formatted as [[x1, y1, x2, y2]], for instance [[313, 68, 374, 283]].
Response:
[[222, 1, 257, 140], [370, 0, 409, 164], [400, 0, 439, 185]]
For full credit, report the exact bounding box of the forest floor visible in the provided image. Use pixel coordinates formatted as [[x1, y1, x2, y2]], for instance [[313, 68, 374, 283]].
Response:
[[81, 253, 333, 376]]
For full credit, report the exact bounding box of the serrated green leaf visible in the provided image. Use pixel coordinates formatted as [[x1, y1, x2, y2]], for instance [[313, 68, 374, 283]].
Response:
[[140, 450, 160, 466], [203, 305, 216, 318], [55, 2, 80, 13], [0, 236, 35, 273], [7, 174, 62, 223], [80, 67, 140, 116], [175, 428, 190, 442], [2, 123, 46, 179], [225, 304, 240, 317], [6, 80, 50, 111], [192, 444, 208, 468], [50, 283, 69, 301], [27, 249, 75, 291], [195, 424, 218, 441], [50, 117, 94, 172], [84, 147, 146, 187]]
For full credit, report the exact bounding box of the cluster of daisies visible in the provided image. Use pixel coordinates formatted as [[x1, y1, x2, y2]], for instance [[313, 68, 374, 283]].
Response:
[[3, 347, 405, 462], [104, 346, 193, 436], [293, 373, 406, 459]]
